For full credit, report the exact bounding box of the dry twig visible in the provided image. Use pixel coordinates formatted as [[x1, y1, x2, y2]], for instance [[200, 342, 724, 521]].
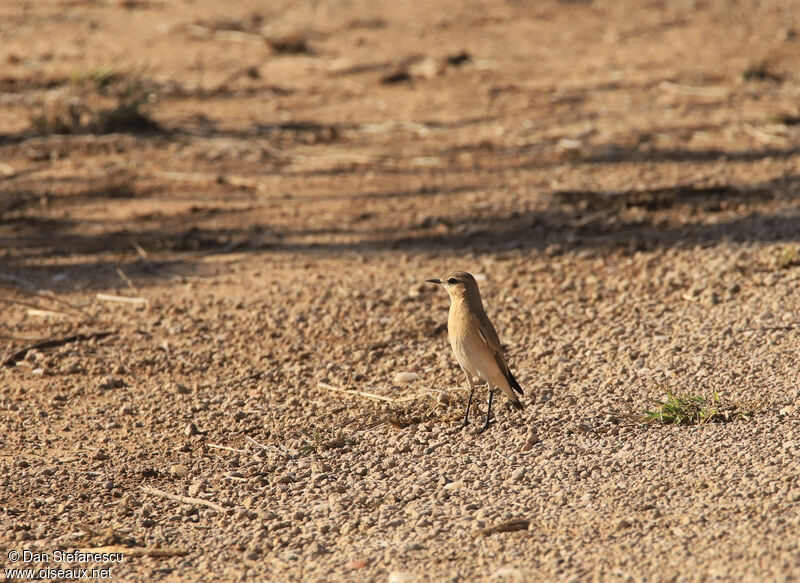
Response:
[[317, 381, 396, 403], [38, 290, 94, 319], [27, 308, 67, 318], [132, 241, 149, 258], [96, 293, 149, 305], [0, 292, 93, 321], [140, 485, 226, 514], [116, 268, 138, 293], [244, 435, 269, 450], [208, 444, 248, 454], [2, 331, 113, 367]]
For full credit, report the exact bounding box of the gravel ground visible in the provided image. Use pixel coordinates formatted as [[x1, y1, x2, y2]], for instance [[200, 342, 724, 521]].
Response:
[[2, 0, 800, 581]]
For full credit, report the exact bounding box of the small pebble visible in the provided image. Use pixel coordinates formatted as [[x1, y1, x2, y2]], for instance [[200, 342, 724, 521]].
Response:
[[346, 559, 368, 570], [393, 372, 419, 384], [188, 481, 204, 497], [389, 572, 418, 583]]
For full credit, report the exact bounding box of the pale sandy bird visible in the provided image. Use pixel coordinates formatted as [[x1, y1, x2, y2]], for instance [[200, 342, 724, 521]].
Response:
[[427, 271, 524, 432]]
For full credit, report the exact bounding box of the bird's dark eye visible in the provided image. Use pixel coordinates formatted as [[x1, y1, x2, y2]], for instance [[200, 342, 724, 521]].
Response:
[[447, 278, 458, 285]]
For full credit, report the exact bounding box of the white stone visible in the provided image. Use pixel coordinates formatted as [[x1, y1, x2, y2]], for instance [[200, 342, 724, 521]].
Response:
[[388, 572, 418, 583], [393, 372, 419, 384]]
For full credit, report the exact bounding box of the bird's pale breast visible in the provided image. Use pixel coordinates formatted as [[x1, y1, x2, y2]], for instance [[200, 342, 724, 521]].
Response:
[[448, 301, 507, 387]]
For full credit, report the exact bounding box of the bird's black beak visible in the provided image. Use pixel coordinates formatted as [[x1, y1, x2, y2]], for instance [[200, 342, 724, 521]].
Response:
[[426, 278, 442, 284]]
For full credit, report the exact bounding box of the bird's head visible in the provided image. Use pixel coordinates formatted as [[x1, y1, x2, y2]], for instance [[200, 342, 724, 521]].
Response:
[[426, 271, 480, 301]]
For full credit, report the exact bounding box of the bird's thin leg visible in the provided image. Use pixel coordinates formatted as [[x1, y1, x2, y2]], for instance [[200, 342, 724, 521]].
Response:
[[462, 370, 476, 428], [479, 385, 494, 433]]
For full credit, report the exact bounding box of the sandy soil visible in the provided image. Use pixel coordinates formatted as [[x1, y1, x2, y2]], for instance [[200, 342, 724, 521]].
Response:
[[2, 0, 800, 581]]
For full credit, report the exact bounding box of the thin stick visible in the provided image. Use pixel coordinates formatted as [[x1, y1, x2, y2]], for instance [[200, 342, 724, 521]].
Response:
[[116, 268, 138, 293], [360, 420, 387, 433], [132, 241, 149, 258], [317, 381, 396, 403], [0, 296, 90, 320], [208, 443, 248, 454], [225, 175, 268, 191], [2, 331, 113, 368], [244, 435, 269, 450], [80, 545, 189, 558], [96, 293, 148, 305], [151, 170, 218, 184], [27, 308, 67, 318], [243, 435, 296, 456], [140, 485, 226, 514]]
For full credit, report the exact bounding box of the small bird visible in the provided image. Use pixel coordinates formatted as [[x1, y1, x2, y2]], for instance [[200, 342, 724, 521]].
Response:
[[427, 271, 524, 432]]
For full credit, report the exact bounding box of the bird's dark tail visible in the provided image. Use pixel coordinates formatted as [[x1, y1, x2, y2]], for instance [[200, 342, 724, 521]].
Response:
[[504, 371, 525, 410], [508, 392, 525, 410], [507, 370, 524, 396]]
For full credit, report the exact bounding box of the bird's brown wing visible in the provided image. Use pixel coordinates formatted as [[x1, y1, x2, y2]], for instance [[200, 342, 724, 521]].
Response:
[[475, 312, 524, 396]]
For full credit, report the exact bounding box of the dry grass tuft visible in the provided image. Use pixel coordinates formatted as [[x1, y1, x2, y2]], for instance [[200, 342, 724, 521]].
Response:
[[776, 245, 799, 270], [29, 67, 159, 135]]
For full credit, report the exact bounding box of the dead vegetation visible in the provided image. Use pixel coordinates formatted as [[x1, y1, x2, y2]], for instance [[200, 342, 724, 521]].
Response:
[[316, 381, 471, 429], [381, 389, 470, 428], [29, 68, 159, 135]]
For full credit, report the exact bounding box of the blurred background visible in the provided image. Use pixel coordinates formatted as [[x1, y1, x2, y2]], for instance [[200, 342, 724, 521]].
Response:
[[2, 0, 799, 275]]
